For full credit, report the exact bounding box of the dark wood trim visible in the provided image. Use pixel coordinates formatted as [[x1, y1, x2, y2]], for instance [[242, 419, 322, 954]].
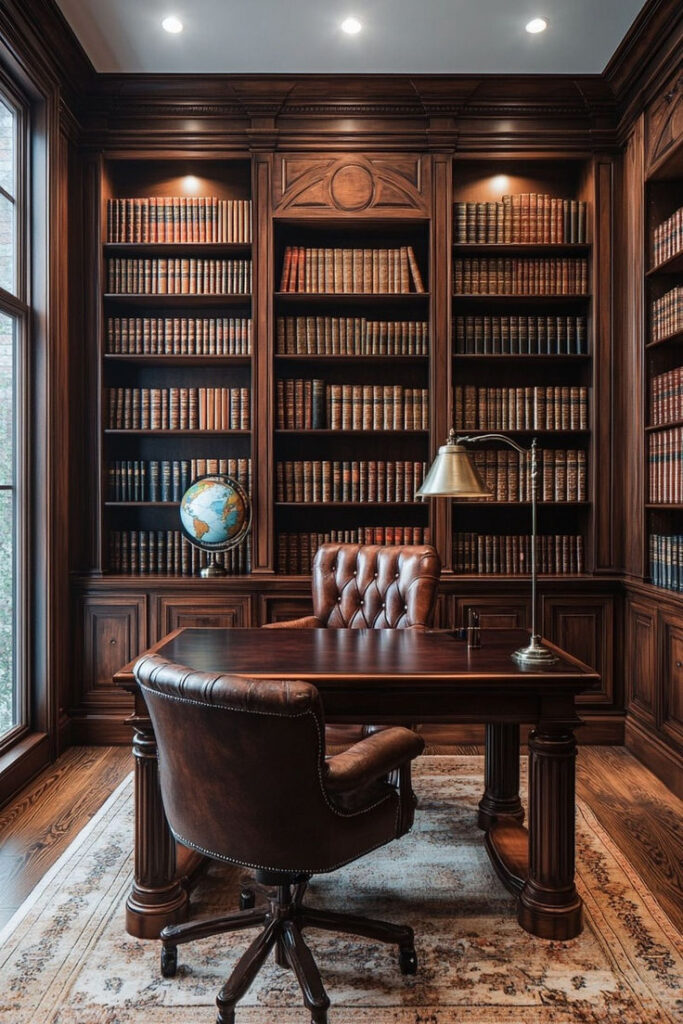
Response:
[[625, 715, 683, 799], [0, 731, 50, 808]]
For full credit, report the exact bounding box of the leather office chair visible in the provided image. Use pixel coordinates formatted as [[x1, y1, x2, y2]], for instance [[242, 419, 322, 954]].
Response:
[[134, 653, 425, 1024], [264, 543, 441, 745]]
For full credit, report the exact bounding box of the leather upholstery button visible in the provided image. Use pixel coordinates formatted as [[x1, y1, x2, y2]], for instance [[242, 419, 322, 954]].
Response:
[[360, 599, 364, 605], [337, 597, 341, 603]]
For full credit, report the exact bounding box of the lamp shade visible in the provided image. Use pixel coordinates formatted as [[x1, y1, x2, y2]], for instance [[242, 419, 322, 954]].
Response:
[[416, 434, 491, 498]]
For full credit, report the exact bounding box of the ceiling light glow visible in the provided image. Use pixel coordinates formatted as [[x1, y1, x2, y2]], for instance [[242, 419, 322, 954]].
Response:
[[341, 16, 362, 35], [525, 17, 547, 34], [491, 174, 510, 192], [182, 175, 201, 193], [162, 15, 183, 33]]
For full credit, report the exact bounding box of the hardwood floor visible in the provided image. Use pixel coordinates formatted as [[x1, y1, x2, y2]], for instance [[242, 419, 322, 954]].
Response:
[[0, 746, 132, 929], [0, 745, 680, 934]]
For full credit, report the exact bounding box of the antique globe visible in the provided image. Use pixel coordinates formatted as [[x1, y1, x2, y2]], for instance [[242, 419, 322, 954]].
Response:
[[179, 474, 251, 577]]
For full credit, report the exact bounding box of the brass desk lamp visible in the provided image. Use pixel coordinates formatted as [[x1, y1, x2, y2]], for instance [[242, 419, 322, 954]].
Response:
[[417, 429, 558, 667]]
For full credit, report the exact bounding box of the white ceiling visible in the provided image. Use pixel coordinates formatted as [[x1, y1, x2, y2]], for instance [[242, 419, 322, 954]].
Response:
[[54, 0, 646, 75]]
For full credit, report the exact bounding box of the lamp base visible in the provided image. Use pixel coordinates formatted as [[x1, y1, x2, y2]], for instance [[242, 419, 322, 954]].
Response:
[[511, 635, 559, 668], [199, 561, 227, 578]]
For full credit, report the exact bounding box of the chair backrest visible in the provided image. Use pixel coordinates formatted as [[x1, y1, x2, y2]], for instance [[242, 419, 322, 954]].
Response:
[[134, 654, 344, 873], [311, 543, 441, 629]]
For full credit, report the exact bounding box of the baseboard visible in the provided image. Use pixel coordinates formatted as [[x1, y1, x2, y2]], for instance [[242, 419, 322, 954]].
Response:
[[69, 716, 135, 746], [625, 717, 683, 799], [0, 732, 51, 809]]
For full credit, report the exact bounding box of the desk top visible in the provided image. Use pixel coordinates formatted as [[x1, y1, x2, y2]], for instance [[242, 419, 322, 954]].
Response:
[[115, 627, 599, 695]]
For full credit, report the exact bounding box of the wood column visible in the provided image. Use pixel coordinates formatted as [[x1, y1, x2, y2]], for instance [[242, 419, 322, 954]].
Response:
[[478, 723, 524, 829], [125, 713, 189, 938], [517, 722, 583, 939]]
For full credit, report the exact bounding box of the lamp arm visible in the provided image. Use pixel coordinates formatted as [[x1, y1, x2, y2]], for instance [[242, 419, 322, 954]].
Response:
[[454, 433, 529, 457]]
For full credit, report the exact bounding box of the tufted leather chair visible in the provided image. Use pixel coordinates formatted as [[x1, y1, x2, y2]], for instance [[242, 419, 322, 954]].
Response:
[[267, 543, 441, 631], [265, 543, 441, 745], [135, 653, 424, 1024]]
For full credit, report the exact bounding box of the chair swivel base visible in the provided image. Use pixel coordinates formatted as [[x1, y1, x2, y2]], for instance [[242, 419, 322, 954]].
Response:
[[160, 880, 417, 1024]]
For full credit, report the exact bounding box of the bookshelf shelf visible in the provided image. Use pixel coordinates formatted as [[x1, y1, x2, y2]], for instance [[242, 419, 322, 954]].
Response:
[[104, 429, 251, 436], [104, 242, 251, 256], [106, 502, 180, 508], [104, 294, 251, 307], [275, 502, 425, 509], [453, 243, 590, 256], [454, 501, 590, 507], [646, 328, 683, 349], [274, 429, 429, 437], [453, 293, 589, 303], [645, 504, 683, 510], [452, 353, 590, 362], [274, 292, 429, 306], [451, 428, 590, 437], [104, 354, 252, 365], [274, 354, 428, 363], [645, 419, 683, 432], [646, 250, 683, 276]]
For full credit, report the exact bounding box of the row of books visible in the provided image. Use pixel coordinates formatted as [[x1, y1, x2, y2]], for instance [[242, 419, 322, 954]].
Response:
[[454, 195, 589, 245], [648, 427, 683, 504], [649, 534, 683, 592], [453, 533, 585, 575], [454, 257, 589, 295], [652, 206, 683, 268], [276, 316, 429, 356], [650, 366, 683, 426], [106, 197, 252, 244], [106, 258, 252, 295], [106, 316, 252, 355], [275, 460, 428, 504], [277, 527, 431, 575], [275, 380, 429, 431], [453, 385, 589, 431], [279, 246, 426, 294], [471, 449, 587, 502], [108, 530, 251, 575], [107, 458, 251, 503], [106, 387, 251, 431], [651, 285, 683, 343], [454, 315, 588, 355]]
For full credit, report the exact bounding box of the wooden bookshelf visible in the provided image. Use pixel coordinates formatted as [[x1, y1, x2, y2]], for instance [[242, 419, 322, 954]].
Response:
[[99, 157, 254, 575], [643, 136, 683, 596], [451, 157, 595, 576]]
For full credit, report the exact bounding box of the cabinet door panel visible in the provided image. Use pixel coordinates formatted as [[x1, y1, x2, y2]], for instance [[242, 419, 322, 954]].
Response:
[[626, 598, 657, 726], [661, 612, 683, 748], [80, 595, 147, 707], [542, 596, 613, 705], [455, 597, 530, 630], [152, 595, 252, 639], [259, 594, 313, 626]]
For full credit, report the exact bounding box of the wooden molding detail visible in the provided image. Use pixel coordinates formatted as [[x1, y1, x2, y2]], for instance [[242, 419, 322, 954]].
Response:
[[273, 154, 430, 216], [660, 611, 683, 750], [645, 67, 683, 171], [151, 595, 252, 641], [625, 597, 657, 726], [625, 715, 683, 799], [542, 595, 614, 706]]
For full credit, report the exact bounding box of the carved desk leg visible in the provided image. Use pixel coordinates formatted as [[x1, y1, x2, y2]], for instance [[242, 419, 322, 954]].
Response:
[[125, 715, 190, 938], [478, 723, 524, 830], [517, 723, 583, 940]]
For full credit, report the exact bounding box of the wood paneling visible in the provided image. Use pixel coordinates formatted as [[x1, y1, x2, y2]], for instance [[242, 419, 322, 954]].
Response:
[[646, 67, 683, 174], [455, 597, 530, 630], [660, 611, 683, 748], [151, 595, 252, 639], [625, 596, 657, 725], [542, 596, 613, 704], [258, 594, 314, 626]]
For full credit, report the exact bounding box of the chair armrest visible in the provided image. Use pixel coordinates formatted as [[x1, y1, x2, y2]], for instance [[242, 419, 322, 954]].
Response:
[[324, 727, 424, 793], [262, 616, 324, 629]]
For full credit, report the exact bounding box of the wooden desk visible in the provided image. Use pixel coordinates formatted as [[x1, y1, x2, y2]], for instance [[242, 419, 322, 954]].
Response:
[[115, 626, 599, 943]]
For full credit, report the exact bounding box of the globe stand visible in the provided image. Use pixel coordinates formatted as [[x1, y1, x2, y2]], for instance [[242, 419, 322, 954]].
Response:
[[200, 556, 227, 578]]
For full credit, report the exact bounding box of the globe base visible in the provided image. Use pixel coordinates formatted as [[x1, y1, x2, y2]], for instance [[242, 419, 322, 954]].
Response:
[[199, 561, 228, 578]]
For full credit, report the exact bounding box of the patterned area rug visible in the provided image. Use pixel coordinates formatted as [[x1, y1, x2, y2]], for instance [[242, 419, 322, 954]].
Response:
[[0, 756, 681, 1024]]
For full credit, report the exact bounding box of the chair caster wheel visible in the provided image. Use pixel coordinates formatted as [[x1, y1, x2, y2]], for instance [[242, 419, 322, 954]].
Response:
[[399, 946, 417, 975], [161, 944, 177, 977], [239, 888, 255, 911]]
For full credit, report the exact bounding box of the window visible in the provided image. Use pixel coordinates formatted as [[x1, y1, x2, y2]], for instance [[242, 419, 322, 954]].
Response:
[[0, 84, 26, 746]]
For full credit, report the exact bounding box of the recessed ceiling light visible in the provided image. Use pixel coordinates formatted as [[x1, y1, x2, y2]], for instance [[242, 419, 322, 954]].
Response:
[[162, 15, 183, 34], [341, 16, 362, 35], [525, 17, 547, 34]]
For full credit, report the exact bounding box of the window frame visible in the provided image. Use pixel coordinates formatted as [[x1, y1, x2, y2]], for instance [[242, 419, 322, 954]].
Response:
[[0, 69, 30, 755]]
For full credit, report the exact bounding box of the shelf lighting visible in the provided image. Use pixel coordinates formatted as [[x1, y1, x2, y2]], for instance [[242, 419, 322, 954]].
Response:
[[525, 17, 548, 34], [162, 15, 184, 34], [341, 16, 362, 34]]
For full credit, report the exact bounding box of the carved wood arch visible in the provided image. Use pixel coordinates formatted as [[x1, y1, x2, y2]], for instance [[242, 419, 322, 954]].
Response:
[[273, 153, 431, 217]]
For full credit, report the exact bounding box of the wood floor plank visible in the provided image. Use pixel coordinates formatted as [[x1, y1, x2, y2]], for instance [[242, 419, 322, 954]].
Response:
[[576, 746, 683, 933], [0, 746, 132, 908]]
